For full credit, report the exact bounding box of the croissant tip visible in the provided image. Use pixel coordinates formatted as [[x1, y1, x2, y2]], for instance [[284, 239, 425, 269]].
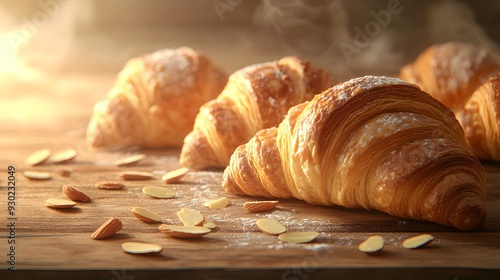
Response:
[[452, 202, 487, 231]]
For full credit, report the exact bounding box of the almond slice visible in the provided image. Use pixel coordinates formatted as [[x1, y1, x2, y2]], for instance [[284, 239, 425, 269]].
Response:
[[119, 171, 153, 180], [48, 148, 77, 164], [57, 167, 72, 177], [256, 218, 287, 235], [114, 154, 146, 167], [121, 242, 163, 254], [24, 171, 51, 180], [204, 197, 230, 210], [278, 231, 319, 243], [162, 167, 189, 183], [142, 186, 175, 199], [25, 148, 51, 166], [91, 217, 122, 239], [158, 224, 211, 238], [95, 181, 126, 190], [44, 198, 77, 209], [358, 235, 384, 253], [202, 220, 217, 229], [244, 201, 279, 213], [177, 208, 204, 226], [402, 234, 435, 249], [63, 185, 91, 202], [132, 207, 163, 223]]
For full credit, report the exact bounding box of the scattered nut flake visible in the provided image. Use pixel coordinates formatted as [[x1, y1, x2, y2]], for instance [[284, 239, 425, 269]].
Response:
[[119, 171, 153, 180], [158, 224, 211, 238], [162, 167, 190, 183], [63, 185, 91, 202], [95, 181, 126, 190], [23, 171, 52, 180], [204, 197, 230, 210], [177, 208, 205, 226], [25, 148, 51, 166], [402, 234, 435, 249], [244, 200, 279, 213], [203, 220, 217, 229], [44, 198, 77, 209], [91, 217, 122, 239], [121, 242, 163, 254], [278, 231, 319, 243], [114, 154, 146, 167], [256, 218, 287, 235], [358, 235, 384, 253], [142, 186, 175, 199], [57, 167, 72, 177], [132, 207, 163, 223], [48, 148, 77, 164]]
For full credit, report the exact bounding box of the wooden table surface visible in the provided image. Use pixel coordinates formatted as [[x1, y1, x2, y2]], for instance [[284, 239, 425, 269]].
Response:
[[1, 73, 500, 280]]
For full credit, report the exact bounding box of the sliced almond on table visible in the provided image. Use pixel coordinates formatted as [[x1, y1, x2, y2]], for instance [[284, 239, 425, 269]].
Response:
[[95, 181, 126, 190], [256, 218, 287, 235], [142, 186, 175, 199], [162, 167, 189, 183], [119, 171, 153, 180], [204, 197, 230, 210], [23, 171, 51, 180], [244, 201, 279, 213], [132, 206, 163, 223], [63, 185, 91, 202], [48, 148, 77, 164], [202, 220, 217, 229], [121, 242, 163, 254], [177, 208, 204, 226], [44, 198, 77, 209], [25, 148, 51, 166], [158, 224, 211, 238], [358, 235, 384, 253], [114, 154, 146, 167], [278, 231, 319, 243], [57, 167, 72, 177], [91, 217, 122, 239], [402, 234, 435, 249]]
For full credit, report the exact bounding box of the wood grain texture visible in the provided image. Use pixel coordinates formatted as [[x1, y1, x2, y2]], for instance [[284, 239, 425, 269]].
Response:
[[0, 129, 500, 280]]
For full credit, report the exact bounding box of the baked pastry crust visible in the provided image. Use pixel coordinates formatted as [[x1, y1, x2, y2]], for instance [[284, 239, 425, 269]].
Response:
[[86, 47, 228, 148], [224, 76, 486, 230], [180, 56, 336, 170]]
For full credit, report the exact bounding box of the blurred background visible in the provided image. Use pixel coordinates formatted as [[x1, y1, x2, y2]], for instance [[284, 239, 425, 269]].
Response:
[[1, 0, 500, 130]]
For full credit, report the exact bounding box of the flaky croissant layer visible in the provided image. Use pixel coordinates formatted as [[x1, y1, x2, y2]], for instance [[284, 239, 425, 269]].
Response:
[[180, 56, 336, 170], [87, 47, 228, 148], [224, 76, 487, 230]]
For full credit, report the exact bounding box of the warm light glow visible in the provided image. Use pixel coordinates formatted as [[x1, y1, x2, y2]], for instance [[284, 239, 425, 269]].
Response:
[[0, 31, 41, 80]]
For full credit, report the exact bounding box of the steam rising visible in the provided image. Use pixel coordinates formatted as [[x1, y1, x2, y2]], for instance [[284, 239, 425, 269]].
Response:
[[253, 0, 500, 79]]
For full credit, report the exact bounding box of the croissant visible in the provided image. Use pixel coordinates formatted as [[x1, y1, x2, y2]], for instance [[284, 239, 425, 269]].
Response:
[[456, 72, 500, 161], [399, 42, 498, 111], [86, 47, 228, 148], [180, 56, 336, 170], [223, 76, 486, 230]]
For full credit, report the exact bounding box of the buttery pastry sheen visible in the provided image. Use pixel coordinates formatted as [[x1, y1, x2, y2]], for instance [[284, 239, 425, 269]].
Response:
[[223, 76, 486, 230], [180, 56, 336, 170], [86, 47, 228, 148], [399, 42, 498, 111]]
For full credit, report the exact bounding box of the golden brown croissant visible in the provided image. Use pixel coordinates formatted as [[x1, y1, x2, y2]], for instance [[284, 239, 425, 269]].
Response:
[[399, 42, 498, 111], [180, 56, 336, 170], [456, 72, 500, 161], [86, 47, 228, 148], [223, 76, 486, 230]]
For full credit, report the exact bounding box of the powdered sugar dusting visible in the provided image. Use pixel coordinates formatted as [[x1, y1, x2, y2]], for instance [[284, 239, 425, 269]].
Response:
[[144, 47, 196, 95]]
